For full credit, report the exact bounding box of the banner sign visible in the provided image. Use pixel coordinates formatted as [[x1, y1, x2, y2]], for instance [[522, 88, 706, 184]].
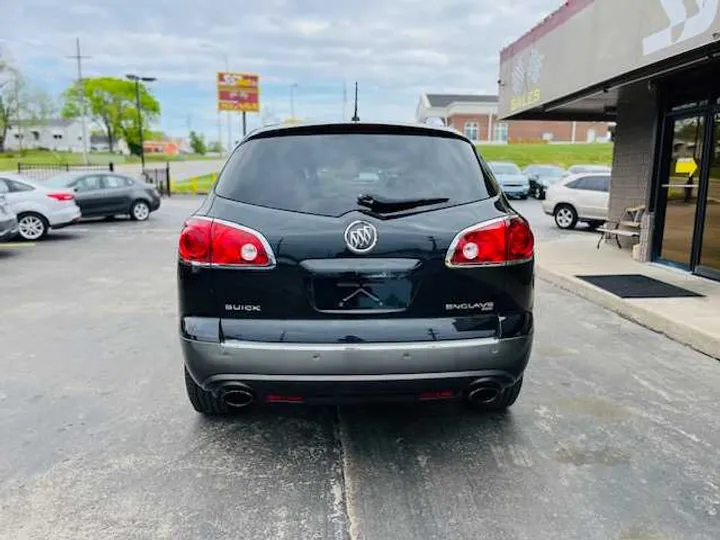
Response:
[[217, 72, 260, 112]]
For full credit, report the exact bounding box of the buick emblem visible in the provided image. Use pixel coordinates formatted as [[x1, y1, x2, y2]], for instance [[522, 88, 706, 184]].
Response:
[[344, 221, 378, 254]]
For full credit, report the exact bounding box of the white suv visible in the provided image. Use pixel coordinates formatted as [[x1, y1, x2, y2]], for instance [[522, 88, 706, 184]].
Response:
[[542, 172, 610, 230], [0, 174, 81, 240]]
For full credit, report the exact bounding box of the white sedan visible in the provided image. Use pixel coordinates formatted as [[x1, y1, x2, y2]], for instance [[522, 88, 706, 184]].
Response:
[[542, 172, 610, 230], [0, 173, 81, 240]]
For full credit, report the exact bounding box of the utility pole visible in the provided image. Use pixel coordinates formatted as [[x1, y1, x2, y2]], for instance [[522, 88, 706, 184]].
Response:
[[66, 38, 91, 164]]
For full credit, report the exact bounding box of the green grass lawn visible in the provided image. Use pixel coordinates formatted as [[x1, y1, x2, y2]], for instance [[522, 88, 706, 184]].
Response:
[[0, 149, 220, 171], [172, 173, 217, 194], [476, 143, 614, 169]]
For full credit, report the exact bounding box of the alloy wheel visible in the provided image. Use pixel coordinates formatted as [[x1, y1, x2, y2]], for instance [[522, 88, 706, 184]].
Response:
[[132, 202, 150, 221], [555, 207, 575, 229], [18, 215, 46, 240]]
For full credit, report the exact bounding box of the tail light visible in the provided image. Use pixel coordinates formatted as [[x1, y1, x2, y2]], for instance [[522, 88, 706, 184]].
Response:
[[47, 192, 74, 201], [178, 217, 276, 268], [445, 216, 534, 267]]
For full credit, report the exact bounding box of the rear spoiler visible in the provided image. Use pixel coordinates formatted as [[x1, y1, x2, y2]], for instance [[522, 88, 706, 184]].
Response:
[[245, 123, 469, 143]]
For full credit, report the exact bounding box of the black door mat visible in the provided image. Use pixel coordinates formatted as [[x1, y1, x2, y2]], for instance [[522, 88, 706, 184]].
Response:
[[575, 274, 705, 299]]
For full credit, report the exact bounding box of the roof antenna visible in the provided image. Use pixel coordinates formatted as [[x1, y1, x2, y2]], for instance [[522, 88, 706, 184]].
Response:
[[351, 81, 360, 122]]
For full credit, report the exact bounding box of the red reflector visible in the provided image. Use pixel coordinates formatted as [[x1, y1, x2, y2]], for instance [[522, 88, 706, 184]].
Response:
[[445, 217, 534, 267], [178, 217, 275, 268], [419, 391, 455, 401], [265, 394, 304, 403], [47, 192, 74, 201]]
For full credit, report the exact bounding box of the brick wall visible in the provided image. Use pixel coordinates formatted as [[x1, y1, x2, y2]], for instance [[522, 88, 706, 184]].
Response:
[[447, 113, 609, 143], [508, 120, 609, 142], [608, 81, 659, 258]]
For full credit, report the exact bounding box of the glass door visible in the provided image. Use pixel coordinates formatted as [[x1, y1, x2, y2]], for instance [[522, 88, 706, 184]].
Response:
[[658, 115, 706, 268], [697, 113, 720, 279]]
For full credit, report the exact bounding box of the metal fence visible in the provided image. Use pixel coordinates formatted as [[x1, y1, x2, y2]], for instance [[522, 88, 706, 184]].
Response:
[[16, 161, 172, 197], [17, 162, 115, 180], [142, 164, 172, 197]]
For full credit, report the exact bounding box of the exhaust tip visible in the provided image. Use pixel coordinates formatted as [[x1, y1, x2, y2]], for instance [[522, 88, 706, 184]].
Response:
[[467, 381, 502, 405], [222, 388, 254, 408]]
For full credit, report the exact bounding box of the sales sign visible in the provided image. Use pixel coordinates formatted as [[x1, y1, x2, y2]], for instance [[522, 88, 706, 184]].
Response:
[[217, 72, 260, 112]]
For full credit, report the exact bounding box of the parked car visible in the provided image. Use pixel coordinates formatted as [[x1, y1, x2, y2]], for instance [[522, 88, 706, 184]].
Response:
[[487, 161, 530, 199], [0, 174, 81, 240], [44, 172, 161, 221], [178, 121, 534, 415], [0, 193, 19, 242], [523, 164, 567, 200], [566, 164, 611, 176], [542, 172, 610, 229]]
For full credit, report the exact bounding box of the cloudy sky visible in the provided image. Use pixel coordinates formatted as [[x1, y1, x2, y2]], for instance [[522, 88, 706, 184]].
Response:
[[1, 0, 560, 143]]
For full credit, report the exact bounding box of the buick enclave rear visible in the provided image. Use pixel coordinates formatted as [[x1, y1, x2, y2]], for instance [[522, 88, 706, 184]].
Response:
[[177, 122, 534, 414]]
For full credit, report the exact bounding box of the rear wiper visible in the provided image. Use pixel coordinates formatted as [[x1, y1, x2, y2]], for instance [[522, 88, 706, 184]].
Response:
[[357, 193, 449, 213]]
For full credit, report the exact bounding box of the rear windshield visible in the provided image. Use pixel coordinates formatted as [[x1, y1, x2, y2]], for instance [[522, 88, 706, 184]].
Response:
[[214, 133, 493, 216]]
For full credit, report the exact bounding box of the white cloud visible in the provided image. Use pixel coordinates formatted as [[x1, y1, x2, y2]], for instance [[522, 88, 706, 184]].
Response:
[[0, 0, 562, 139]]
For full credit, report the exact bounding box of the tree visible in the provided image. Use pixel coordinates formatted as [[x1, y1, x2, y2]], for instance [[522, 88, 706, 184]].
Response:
[[24, 88, 57, 126], [207, 140, 223, 153], [62, 76, 160, 154], [189, 130, 207, 154], [0, 53, 22, 153]]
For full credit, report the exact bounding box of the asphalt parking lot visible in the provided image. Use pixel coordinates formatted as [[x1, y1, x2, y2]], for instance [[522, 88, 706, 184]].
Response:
[[1, 197, 719, 540]]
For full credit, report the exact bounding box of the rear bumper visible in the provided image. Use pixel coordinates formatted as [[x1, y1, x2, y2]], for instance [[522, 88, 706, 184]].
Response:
[[49, 207, 82, 228], [182, 333, 532, 398]]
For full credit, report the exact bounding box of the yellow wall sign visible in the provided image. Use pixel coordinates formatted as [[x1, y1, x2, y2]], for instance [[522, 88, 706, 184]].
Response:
[[675, 157, 698, 176], [511, 89, 542, 112]]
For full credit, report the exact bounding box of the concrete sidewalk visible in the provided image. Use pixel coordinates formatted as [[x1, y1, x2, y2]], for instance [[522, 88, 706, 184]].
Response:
[[536, 234, 720, 360]]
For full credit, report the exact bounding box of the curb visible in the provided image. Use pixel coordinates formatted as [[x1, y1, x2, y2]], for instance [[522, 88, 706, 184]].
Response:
[[536, 266, 720, 360]]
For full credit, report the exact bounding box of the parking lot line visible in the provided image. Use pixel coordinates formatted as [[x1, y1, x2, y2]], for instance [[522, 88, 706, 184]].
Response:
[[0, 242, 35, 248]]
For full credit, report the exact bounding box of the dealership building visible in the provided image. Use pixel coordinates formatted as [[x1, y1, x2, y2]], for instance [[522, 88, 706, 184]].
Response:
[[499, 0, 720, 281], [415, 93, 610, 143]]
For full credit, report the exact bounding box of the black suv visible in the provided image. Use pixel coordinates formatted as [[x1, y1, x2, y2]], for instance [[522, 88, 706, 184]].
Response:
[[178, 122, 534, 414]]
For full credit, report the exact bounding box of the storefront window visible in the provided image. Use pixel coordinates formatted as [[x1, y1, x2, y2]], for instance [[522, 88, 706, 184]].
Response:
[[659, 116, 705, 267], [698, 113, 720, 276]]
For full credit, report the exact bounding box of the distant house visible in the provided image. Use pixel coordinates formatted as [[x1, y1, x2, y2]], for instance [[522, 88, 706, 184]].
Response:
[[5, 119, 86, 152], [143, 140, 180, 155], [90, 134, 130, 155], [416, 93, 610, 144]]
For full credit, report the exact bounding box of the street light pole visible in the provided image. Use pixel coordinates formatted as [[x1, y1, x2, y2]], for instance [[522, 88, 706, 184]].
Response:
[[125, 74, 156, 170]]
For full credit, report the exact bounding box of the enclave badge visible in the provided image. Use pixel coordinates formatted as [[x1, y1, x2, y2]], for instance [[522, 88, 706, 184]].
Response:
[[344, 220, 378, 254]]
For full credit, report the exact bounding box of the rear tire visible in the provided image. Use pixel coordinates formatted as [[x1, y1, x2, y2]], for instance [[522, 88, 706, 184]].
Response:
[[554, 204, 578, 230], [184, 368, 230, 415], [537, 188, 546, 200], [467, 377, 523, 412], [17, 212, 49, 241], [130, 200, 151, 221]]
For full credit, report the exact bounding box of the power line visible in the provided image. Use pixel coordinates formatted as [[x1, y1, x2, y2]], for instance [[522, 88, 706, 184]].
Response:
[[66, 38, 91, 164]]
